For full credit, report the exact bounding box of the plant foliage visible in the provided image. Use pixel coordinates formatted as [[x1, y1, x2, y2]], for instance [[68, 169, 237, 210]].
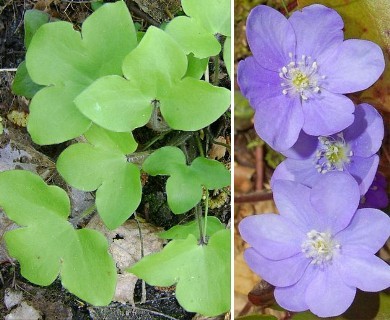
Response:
[[0, 170, 117, 305]]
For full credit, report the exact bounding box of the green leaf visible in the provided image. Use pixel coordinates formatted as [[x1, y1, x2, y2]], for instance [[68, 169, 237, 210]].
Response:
[[185, 54, 209, 79], [12, 10, 50, 98], [165, 0, 231, 58], [24, 9, 51, 49], [191, 157, 231, 189], [223, 37, 231, 78], [25, 1, 137, 144], [143, 146, 230, 214], [12, 61, 44, 99], [165, 16, 221, 58], [166, 167, 202, 213], [57, 125, 141, 229], [28, 84, 91, 145], [91, 0, 104, 11], [160, 77, 230, 131], [75, 75, 152, 132], [142, 146, 186, 175], [79, 26, 230, 132], [122, 26, 187, 97], [128, 229, 230, 316], [182, 0, 231, 36], [159, 216, 225, 239], [0, 170, 116, 306]]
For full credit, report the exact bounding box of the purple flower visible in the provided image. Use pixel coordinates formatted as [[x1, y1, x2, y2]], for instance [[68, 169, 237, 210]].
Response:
[[239, 173, 390, 317], [360, 172, 389, 209], [272, 103, 384, 195], [237, 4, 385, 152]]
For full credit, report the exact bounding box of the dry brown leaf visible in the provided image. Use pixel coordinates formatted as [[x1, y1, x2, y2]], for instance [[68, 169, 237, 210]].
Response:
[[208, 136, 227, 160], [234, 162, 255, 193], [86, 216, 165, 305]]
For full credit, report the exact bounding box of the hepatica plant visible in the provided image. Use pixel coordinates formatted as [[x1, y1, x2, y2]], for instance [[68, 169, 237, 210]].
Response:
[[238, 3, 390, 318], [2, 0, 231, 316]]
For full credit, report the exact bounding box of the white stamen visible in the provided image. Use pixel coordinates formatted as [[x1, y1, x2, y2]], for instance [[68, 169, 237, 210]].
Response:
[[301, 230, 340, 266], [279, 54, 324, 100], [314, 134, 352, 174]]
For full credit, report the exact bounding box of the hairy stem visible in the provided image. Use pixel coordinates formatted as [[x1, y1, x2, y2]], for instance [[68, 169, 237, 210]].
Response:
[[203, 190, 209, 244], [126, 151, 152, 166], [195, 204, 205, 245], [213, 55, 220, 86], [195, 132, 205, 157]]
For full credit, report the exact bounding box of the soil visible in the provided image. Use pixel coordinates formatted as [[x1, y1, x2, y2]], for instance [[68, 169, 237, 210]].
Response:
[[0, 0, 231, 319]]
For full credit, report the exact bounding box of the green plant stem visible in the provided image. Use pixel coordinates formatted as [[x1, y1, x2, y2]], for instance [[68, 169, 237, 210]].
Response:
[[195, 132, 205, 157], [126, 151, 152, 166], [80, 203, 96, 218], [212, 139, 231, 149], [140, 130, 172, 151], [203, 190, 209, 245], [195, 204, 205, 245], [134, 213, 146, 303], [213, 55, 220, 86]]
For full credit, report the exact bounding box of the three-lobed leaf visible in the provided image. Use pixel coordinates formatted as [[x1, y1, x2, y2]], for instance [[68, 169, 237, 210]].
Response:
[[76, 27, 230, 133], [182, 0, 231, 37], [0, 170, 116, 306], [56, 125, 142, 229], [142, 146, 230, 214], [165, 0, 231, 58], [128, 229, 231, 316], [25, 1, 137, 144]]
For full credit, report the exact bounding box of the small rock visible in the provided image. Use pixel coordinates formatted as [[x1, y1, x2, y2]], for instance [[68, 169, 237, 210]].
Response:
[[114, 273, 138, 305], [5, 301, 41, 320], [4, 288, 23, 310]]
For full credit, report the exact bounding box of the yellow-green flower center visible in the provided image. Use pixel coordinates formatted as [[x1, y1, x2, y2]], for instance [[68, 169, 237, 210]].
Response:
[[292, 70, 310, 88], [315, 134, 352, 174], [279, 54, 324, 100], [302, 230, 340, 265]]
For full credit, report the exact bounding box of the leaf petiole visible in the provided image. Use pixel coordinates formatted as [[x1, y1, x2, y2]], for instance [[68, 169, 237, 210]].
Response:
[[203, 188, 209, 244]]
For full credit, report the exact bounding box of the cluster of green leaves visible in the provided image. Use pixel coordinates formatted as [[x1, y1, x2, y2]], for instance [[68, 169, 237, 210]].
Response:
[[3, 0, 232, 316]]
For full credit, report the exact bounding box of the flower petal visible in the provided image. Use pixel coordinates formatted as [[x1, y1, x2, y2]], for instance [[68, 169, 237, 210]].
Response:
[[254, 95, 303, 152], [336, 253, 390, 292], [272, 180, 323, 232], [289, 4, 343, 59], [246, 5, 295, 72], [305, 265, 356, 317], [360, 184, 389, 209], [239, 214, 304, 260], [274, 265, 318, 312], [310, 172, 360, 234], [302, 89, 354, 136], [335, 208, 390, 254], [271, 158, 321, 189], [243, 248, 309, 287], [346, 155, 379, 195], [281, 130, 318, 160], [237, 57, 282, 105], [319, 39, 385, 94], [344, 103, 384, 157]]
